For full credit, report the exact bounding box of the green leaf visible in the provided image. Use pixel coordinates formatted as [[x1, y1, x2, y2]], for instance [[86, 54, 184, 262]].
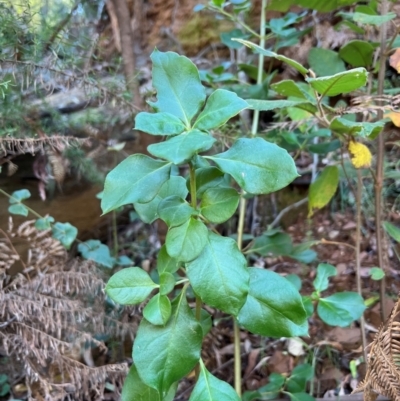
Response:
[[34, 216, 55, 230], [199, 309, 212, 337], [102, 155, 171, 214], [302, 296, 314, 318], [186, 232, 249, 316], [288, 392, 315, 401], [293, 0, 357, 12], [9, 189, 31, 203], [149, 50, 206, 125], [317, 292, 366, 327], [286, 364, 313, 393], [383, 221, 400, 242], [308, 139, 341, 154], [121, 364, 161, 401], [249, 232, 293, 256], [339, 40, 375, 67], [313, 263, 337, 293], [370, 267, 385, 281], [246, 99, 312, 111], [158, 196, 196, 227], [166, 218, 208, 262], [148, 130, 215, 165], [8, 204, 28, 216], [305, 68, 368, 97], [308, 48, 346, 77], [143, 293, 172, 325], [195, 166, 229, 197], [234, 39, 309, 75], [159, 272, 176, 295], [308, 166, 339, 217], [157, 245, 180, 274], [105, 267, 158, 305], [193, 89, 248, 130], [340, 11, 396, 26], [78, 240, 116, 268], [220, 29, 249, 49], [330, 117, 385, 138], [206, 138, 298, 195], [271, 80, 309, 99], [189, 359, 241, 401], [237, 268, 308, 337], [52, 222, 78, 250], [200, 187, 239, 224], [134, 290, 202, 395], [286, 274, 302, 291], [135, 112, 187, 135], [135, 176, 188, 224]]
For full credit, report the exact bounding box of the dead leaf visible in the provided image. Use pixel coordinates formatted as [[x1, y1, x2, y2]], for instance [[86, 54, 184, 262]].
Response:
[[384, 111, 400, 127], [389, 48, 400, 73]]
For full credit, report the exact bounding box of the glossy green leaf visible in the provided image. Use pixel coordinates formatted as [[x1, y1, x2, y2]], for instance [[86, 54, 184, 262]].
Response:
[[220, 29, 249, 49], [302, 296, 314, 318], [286, 363, 313, 393], [193, 89, 248, 130], [102, 154, 172, 214], [340, 11, 396, 26], [308, 48, 346, 77], [105, 267, 158, 305], [149, 50, 206, 125], [52, 222, 78, 250], [121, 364, 176, 401], [186, 232, 249, 316], [330, 117, 385, 138], [159, 272, 176, 295], [135, 176, 188, 224], [148, 130, 215, 165], [206, 138, 298, 195], [306, 68, 368, 97], [157, 245, 180, 274], [143, 293, 171, 325], [234, 39, 308, 75], [249, 232, 293, 256], [237, 268, 308, 337], [383, 221, 400, 242], [134, 290, 202, 395], [78, 240, 116, 268], [9, 189, 31, 203], [199, 309, 212, 337], [194, 166, 229, 197], [293, 0, 357, 12], [308, 166, 339, 217], [34, 216, 55, 230], [158, 196, 196, 227], [271, 80, 308, 99], [246, 99, 312, 111], [317, 292, 366, 327], [200, 187, 239, 224], [339, 40, 374, 67], [135, 112, 186, 135], [286, 274, 302, 291], [189, 359, 241, 401], [8, 204, 28, 216], [370, 267, 385, 281], [313, 263, 337, 293], [166, 217, 208, 262]]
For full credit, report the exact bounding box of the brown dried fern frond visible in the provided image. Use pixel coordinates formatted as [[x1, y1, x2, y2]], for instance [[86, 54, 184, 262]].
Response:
[[0, 220, 135, 400], [352, 296, 400, 401]]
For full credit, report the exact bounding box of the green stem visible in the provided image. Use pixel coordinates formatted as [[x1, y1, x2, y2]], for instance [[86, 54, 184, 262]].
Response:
[[0, 188, 43, 219], [356, 170, 368, 365], [189, 162, 202, 380], [234, 318, 242, 396]]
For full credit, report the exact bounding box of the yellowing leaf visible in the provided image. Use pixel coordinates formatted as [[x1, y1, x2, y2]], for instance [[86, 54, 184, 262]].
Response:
[[385, 111, 400, 127], [308, 166, 339, 217], [389, 48, 400, 73]]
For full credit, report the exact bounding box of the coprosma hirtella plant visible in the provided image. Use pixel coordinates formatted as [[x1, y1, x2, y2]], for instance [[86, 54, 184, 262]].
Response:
[[101, 49, 308, 401]]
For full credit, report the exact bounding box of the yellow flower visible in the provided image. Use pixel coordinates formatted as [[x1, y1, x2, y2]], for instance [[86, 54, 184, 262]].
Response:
[[348, 141, 372, 169]]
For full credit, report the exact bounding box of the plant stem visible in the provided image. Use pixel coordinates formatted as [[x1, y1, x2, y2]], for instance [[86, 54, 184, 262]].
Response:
[[375, 0, 389, 321], [234, 0, 268, 395], [112, 210, 118, 256], [356, 169, 368, 364], [0, 188, 43, 219], [189, 163, 202, 380]]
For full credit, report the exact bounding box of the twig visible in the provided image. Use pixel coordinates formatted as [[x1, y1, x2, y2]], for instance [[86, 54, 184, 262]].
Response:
[[269, 198, 308, 229]]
